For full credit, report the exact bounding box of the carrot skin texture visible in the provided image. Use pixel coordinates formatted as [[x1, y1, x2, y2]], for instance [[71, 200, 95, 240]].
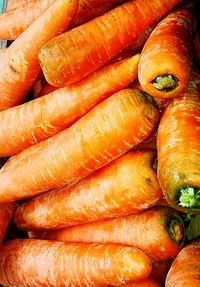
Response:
[[13, 150, 162, 230], [7, 0, 34, 10], [138, 8, 195, 99], [0, 0, 78, 111], [39, 0, 182, 87], [166, 241, 200, 287], [120, 277, 161, 287], [0, 55, 140, 157], [0, 203, 15, 244], [0, 89, 159, 203], [28, 206, 184, 262], [0, 240, 152, 287]]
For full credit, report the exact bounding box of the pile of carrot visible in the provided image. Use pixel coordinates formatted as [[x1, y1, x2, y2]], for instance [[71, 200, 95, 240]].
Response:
[[0, 0, 200, 286]]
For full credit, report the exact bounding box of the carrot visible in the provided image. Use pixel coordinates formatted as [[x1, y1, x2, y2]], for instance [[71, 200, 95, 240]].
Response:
[[0, 0, 78, 111], [0, 48, 6, 55], [0, 240, 152, 287], [157, 79, 200, 213], [32, 78, 44, 99], [165, 240, 200, 287], [138, 7, 195, 99], [119, 277, 161, 287], [39, 0, 181, 87], [13, 150, 162, 230], [38, 82, 58, 97], [7, 0, 34, 11], [0, 88, 159, 203], [0, 55, 140, 156], [134, 133, 157, 150], [0, 203, 15, 245], [27, 206, 185, 262]]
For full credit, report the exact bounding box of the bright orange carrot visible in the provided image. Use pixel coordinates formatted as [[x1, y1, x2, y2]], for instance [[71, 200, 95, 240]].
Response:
[[151, 260, 172, 284], [138, 7, 195, 99], [0, 203, 15, 245], [28, 206, 185, 262], [165, 240, 200, 287], [13, 150, 162, 230], [0, 0, 78, 111], [0, 55, 140, 156], [120, 277, 161, 287], [0, 240, 152, 287], [0, 88, 159, 203], [39, 0, 181, 87]]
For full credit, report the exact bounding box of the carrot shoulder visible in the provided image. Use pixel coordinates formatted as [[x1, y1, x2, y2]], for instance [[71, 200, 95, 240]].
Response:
[[0, 240, 152, 287], [0, 0, 78, 111], [0, 55, 140, 156], [39, 0, 181, 87], [13, 150, 162, 230], [138, 8, 195, 99], [28, 206, 185, 262], [0, 88, 159, 203]]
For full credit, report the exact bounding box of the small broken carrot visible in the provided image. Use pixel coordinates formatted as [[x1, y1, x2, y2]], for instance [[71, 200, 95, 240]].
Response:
[[39, 0, 181, 87], [138, 8, 195, 99], [28, 206, 185, 262], [13, 150, 162, 230], [0, 240, 152, 287]]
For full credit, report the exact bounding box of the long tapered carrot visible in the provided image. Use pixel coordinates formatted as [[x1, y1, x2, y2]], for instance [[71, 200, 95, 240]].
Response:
[[120, 277, 161, 287], [0, 240, 152, 287], [157, 80, 200, 213], [0, 88, 159, 203], [0, 203, 15, 245], [165, 240, 200, 287], [0, 55, 140, 156], [0, 0, 78, 111], [39, 0, 181, 87], [13, 150, 162, 230], [138, 8, 195, 99], [28, 206, 185, 262]]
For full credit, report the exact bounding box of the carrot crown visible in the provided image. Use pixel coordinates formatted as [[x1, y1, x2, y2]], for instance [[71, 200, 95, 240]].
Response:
[[152, 75, 179, 92], [178, 187, 200, 209]]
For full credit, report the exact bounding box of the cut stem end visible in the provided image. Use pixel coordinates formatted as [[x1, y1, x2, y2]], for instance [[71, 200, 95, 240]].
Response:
[[178, 187, 200, 209], [152, 74, 179, 92], [168, 217, 184, 244]]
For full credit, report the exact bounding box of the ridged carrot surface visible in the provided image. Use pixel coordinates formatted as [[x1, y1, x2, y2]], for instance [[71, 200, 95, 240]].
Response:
[[166, 241, 200, 287], [0, 203, 15, 244], [138, 8, 195, 99], [13, 150, 162, 230], [39, 0, 181, 87], [0, 88, 159, 203], [0, 55, 140, 157], [120, 277, 161, 287], [0, 240, 152, 287], [0, 0, 78, 111], [28, 206, 184, 262]]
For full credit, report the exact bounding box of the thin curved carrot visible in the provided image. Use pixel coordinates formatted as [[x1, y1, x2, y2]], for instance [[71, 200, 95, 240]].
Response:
[[0, 202, 15, 245], [138, 8, 195, 99], [120, 277, 161, 287], [13, 150, 162, 230], [0, 240, 152, 287], [165, 240, 200, 287], [0, 88, 159, 203], [39, 0, 181, 87], [0, 0, 78, 111], [0, 55, 140, 156], [28, 206, 185, 262]]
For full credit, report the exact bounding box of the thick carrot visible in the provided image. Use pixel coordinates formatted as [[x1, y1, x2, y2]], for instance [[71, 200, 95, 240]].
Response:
[[28, 206, 185, 262], [0, 88, 159, 203], [0, 203, 15, 245], [138, 8, 195, 99], [0, 0, 78, 111], [151, 260, 172, 284], [13, 150, 162, 230], [0, 240, 152, 287], [0, 55, 140, 156], [157, 85, 200, 213], [120, 277, 161, 287], [7, 0, 34, 10], [39, 0, 181, 87], [165, 240, 200, 287]]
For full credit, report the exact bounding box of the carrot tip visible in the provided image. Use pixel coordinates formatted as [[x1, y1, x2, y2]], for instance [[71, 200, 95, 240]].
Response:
[[178, 187, 200, 208], [152, 75, 179, 92]]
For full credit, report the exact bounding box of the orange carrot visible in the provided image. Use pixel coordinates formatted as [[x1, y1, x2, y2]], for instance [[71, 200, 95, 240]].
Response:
[[0, 240, 152, 287], [0, 0, 78, 111], [0, 88, 159, 203], [32, 78, 44, 99], [0, 48, 6, 55], [0, 55, 140, 156], [0, 203, 15, 245], [13, 150, 162, 230], [39, 0, 181, 87], [134, 133, 157, 150], [7, 0, 34, 10], [28, 206, 185, 262], [165, 240, 200, 287], [38, 82, 58, 97], [120, 277, 161, 287], [138, 8, 195, 99], [151, 260, 172, 284]]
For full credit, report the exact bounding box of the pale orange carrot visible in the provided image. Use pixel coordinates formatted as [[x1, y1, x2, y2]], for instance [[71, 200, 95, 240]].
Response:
[[0, 240, 152, 287], [0, 0, 78, 111], [0, 55, 140, 156], [7, 0, 34, 10]]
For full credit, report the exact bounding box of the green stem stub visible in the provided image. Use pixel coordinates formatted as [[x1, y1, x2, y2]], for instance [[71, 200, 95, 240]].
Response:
[[152, 74, 179, 92], [178, 187, 200, 209]]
